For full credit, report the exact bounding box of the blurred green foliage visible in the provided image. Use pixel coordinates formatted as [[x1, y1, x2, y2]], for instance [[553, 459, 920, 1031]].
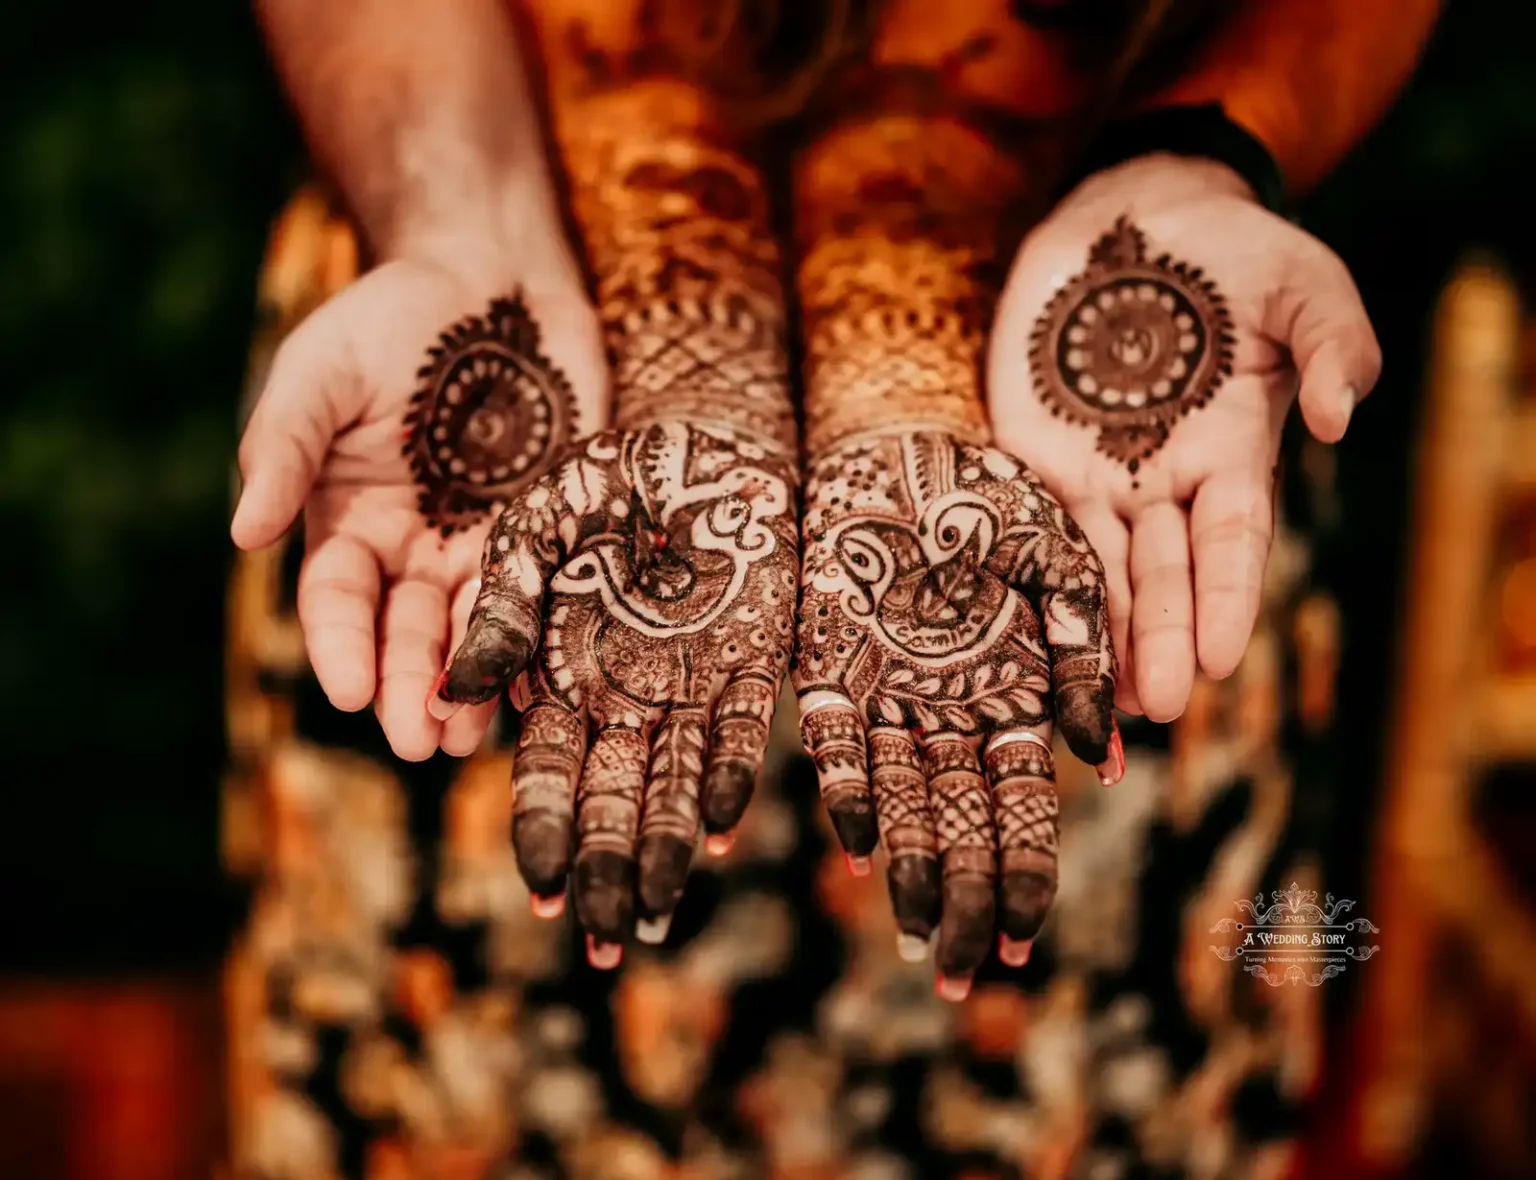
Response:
[[0, 2, 1532, 969]]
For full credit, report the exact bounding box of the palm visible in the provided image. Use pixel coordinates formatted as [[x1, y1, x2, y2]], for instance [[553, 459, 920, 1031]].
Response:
[[441, 422, 798, 959], [234, 256, 604, 758], [793, 431, 1116, 986], [987, 157, 1379, 718]]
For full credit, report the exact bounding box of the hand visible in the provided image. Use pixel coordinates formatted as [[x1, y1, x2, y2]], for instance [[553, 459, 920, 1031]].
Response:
[[436, 421, 798, 965], [231, 252, 605, 759], [987, 154, 1380, 720], [792, 430, 1119, 997]]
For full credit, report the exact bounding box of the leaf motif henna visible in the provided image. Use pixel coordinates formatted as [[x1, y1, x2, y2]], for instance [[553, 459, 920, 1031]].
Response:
[[404, 293, 578, 535], [1028, 215, 1235, 480]]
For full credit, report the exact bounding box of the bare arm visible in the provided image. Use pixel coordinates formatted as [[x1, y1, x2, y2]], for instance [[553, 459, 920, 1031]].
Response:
[[256, 0, 573, 276], [1141, 0, 1443, 195]]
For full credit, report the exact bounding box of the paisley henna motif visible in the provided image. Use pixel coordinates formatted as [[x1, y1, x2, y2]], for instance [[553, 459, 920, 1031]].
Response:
[[404, 293, 578, 535], [1029, 216, 1235, 474]]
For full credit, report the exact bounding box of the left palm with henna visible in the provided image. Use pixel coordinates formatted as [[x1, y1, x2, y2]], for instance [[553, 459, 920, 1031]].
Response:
[[989, 153, 1382, 719]]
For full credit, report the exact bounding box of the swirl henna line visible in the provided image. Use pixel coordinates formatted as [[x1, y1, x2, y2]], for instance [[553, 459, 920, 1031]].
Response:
[[1028, 215, 1235, 486], [404, 292, 578, 536]]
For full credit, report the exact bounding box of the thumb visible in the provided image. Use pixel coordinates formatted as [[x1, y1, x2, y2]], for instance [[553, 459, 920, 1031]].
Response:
[[1268, 241, 1382, 445], [230, 322, 353, 550]]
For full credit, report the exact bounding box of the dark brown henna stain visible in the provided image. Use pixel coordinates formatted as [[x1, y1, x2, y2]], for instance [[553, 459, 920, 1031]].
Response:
[[869, 726, 941, 939], [985, 735, 1058, 942], [800, 702, 878, 857], [923, 733, 996, 977], [511, 691, 586, 898], [1029, 216, 1235, 483], [404, 293, 577, 536]]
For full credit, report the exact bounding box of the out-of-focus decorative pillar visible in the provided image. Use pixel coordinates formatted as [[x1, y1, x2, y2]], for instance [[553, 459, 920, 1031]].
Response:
[[1352, 258, 1536, 1175]]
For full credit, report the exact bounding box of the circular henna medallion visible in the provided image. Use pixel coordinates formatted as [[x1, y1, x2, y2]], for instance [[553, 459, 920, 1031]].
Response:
[[404, 293, 576, 535], [1029, 216, 1233, 475]]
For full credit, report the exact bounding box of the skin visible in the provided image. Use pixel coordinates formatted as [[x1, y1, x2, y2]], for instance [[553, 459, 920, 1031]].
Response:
[[234, 0, 607, 760], [988, 153, 1381, 721], [790, 106, 1122, 999], [436, 4, 800, 968]]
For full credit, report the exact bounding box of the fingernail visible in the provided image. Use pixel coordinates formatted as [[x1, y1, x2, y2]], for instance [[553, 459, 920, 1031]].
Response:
[[897, 933, 931, 963], [530, 893, 566, 920], [426, 668, 463, 722], [846, 854, 871, 878], [705, 833, 735, 857], [1337, 383, 1359, 430], [935, 973, 973, 1003], [636, 915, 673, 945], [1096, 724, 1125, 788], [585, 935, 623, 971], [998, 935, 1033, 968]]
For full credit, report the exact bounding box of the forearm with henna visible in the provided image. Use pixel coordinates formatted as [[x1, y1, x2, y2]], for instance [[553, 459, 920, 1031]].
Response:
[[791, 108, 1118, 982], [442, 3, 800, 957]]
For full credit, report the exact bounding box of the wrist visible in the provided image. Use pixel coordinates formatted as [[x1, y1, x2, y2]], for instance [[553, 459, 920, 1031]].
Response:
[[384, 169, 584, 294], [1067, 104, 1287, 214]]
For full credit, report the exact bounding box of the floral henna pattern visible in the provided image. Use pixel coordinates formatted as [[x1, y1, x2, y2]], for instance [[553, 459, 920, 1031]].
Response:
[[793, 431, 1115, 972], [404, 293, 578, 535], [445, 423, 797, 948], [1029, 216, 1235, 476]]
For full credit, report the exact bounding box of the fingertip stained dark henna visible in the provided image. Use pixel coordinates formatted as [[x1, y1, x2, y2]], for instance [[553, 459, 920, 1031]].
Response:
[[1029, 215, 1235, 486], [404, 292, 578, 536]]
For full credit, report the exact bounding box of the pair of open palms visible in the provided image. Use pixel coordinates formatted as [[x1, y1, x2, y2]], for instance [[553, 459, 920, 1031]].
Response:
[[234, 156, 1380, 984]]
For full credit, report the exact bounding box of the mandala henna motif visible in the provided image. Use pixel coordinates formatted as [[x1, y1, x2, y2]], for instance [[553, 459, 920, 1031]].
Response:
[[1029, 215, 1235, 475], [404, 293, 577, 535]]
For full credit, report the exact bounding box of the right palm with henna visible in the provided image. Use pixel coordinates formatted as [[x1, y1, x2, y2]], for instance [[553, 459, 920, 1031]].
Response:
[[793, 430, 1117, 983]]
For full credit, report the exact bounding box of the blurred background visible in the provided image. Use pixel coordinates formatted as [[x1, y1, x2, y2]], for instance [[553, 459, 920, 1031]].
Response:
[[1, 2, 1533, 1178]]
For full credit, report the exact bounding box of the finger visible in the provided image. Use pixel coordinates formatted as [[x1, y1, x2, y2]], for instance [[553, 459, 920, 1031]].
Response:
[[1191, 471, 1274, 680], [295, 531, 380, 712], [438, 503, 552, 709], [868, 726, 940, 955], [438, 577, 499, 756], [798, 691, 877, 864], [635, 707, 708, 944], [375, 575, 449, 761], [1129, 502, 1196, 722], [510, 685, 586, 904], [572, 724, 646, 960], [1071, 503, 1141, 717], [1272, 244, 1382, 443], [231, 325, 357, 550], [922, 733, 996, 996], [700, 668, 778, 838], [985, 729, 1058, 965]]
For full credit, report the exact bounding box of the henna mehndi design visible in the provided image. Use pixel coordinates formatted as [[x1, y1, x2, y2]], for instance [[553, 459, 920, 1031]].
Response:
[[433, 7, 802, 963], [795, 432, 1113, 973], [447, 424, 797, 951], [791, 111, 1118, 988], [404, 293, 577, 535], [1029, 215, 1235, 474]]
